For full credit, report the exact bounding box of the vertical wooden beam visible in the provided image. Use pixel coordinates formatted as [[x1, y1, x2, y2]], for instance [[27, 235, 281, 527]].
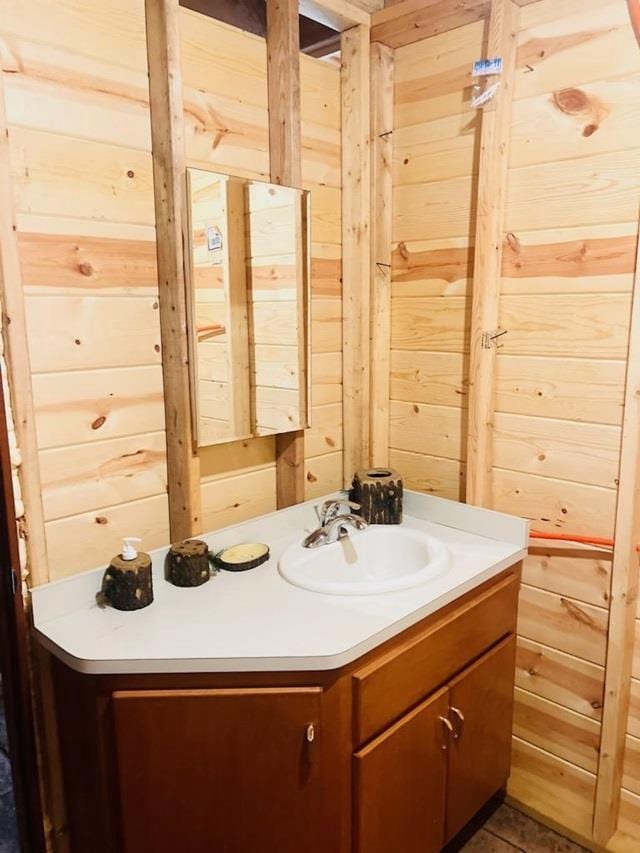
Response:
[[0, 70, 49, 585], [145, 0, 201, 538], [223, 179, 252, 442], [341, 24, 371, 485], [369, 42, 394, 468], [593, 223, 640, 845], [465, 0, 518, 508], [266, 0, 306, 509]]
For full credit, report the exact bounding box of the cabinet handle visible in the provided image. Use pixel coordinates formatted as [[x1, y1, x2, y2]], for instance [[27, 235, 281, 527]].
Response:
[[449, 706, 465, 740], [438, 715, 454, 750], [304, 722, 317, 766]]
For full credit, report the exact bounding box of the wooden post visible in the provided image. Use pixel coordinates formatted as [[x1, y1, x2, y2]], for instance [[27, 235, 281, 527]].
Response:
[[0, 69, 49, 585], [465, 0, 518, 508], [145, 0, 201, 539], [341, 24, 371, 485], [266, 0, 306, 509], [593, 222, 640, 845], [369, 42, 394, 468], [223, 179, 252, 442]]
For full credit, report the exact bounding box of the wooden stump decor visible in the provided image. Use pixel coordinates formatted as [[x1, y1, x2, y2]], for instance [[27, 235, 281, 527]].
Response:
[[166, 539, 212, 587], [350, 468, 403, 525], [99, 553, 154, 611]]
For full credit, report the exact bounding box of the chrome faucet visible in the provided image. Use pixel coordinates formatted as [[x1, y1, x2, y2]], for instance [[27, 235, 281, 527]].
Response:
[[302, 499, 368, 548]]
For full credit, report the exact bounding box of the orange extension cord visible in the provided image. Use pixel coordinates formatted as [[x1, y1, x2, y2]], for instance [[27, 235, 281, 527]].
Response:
[[529, 530, 614, 549], [529, 530, 640, 553]]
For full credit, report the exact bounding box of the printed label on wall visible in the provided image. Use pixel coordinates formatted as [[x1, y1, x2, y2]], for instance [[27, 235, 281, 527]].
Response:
[[472, 57, 503, 77]]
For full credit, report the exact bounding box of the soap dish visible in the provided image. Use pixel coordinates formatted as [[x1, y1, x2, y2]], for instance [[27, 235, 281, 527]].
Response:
[[214, 543, 270, 572]]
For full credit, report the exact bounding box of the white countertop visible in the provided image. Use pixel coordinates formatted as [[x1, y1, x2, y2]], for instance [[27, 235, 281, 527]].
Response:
[[32, 491, 528, 674]]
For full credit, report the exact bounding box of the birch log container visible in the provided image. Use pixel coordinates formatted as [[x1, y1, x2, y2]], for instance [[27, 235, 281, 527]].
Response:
[[166, 539, 212, 587], [350, 468, 403, 525]]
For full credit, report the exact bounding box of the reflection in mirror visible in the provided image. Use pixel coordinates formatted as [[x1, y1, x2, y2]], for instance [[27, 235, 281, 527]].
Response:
[[185, 168, 310, 448]]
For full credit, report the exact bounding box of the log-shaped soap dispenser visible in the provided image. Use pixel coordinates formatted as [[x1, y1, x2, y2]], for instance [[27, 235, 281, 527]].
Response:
[[100, 537, 153, 611]]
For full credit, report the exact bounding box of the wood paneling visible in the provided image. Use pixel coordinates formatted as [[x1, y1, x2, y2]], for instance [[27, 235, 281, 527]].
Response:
[[513, 687, 601, 772], [495, 355, 626, 425], [391, 296, 469, 353], [492, 469, 617, 540], [388, 0, 639, 841], [499, 293, 632, 359], [393, 20, 485, 127], [39, 432, 167, 522], [2, 0, 343, 574], [492, 413, 620, 489], [389, 402, 465, 461], [521, 550, 611, 609], [390, 351, 467, 408], [508, 738, 596, 838], [515, 637, 605, 720], [371, 0, 489, 50], [390, 20, 481, 501], [389, 449, 465, 501], [517, 585, 609, 665]]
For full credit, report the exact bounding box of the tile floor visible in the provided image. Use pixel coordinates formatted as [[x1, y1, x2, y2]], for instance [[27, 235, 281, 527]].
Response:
[[0, 694, 19, 853], [461, 804, 588, 853]]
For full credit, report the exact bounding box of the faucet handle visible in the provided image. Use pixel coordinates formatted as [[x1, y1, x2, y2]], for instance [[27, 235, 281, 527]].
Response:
[[320, 498, 361, 525]]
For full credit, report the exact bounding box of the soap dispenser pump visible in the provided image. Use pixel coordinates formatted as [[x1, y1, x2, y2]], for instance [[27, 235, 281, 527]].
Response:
[[99, 536, 154, 611]]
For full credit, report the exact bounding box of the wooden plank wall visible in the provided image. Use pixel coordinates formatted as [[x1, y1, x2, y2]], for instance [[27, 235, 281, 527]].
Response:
[[0, 0, 342, 580], [390, 0, 640, 843], [499, 0, 639, 840], [183, 9, 344, 525], [390, 18, 484, 500]]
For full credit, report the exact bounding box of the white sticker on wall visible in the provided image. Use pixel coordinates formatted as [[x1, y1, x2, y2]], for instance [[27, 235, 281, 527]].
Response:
[[472, 57, 503, 77]]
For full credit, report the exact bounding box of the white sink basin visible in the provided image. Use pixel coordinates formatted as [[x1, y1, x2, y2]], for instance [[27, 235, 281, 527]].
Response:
[[278, 525, 450, 595]]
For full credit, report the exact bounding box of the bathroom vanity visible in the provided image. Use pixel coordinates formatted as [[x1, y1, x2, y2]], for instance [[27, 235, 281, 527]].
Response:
[[33, 492, 528, 853]]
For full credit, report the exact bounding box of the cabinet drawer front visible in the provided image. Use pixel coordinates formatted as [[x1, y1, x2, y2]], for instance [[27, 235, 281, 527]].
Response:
[[353, 572, 519, 745]]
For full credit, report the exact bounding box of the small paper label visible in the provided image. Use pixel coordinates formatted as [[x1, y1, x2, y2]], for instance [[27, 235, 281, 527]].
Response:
[[472, 57, 503, 77], [207, 225, 222, 251]]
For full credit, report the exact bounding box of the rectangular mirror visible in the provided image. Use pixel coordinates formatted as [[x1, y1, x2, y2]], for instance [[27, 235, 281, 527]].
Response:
[[185, 168, 311, 448]]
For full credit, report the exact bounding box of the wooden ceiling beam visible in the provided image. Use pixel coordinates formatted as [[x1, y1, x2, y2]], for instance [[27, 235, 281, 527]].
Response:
[[299, 0, 371, 30], [371, 0, 489, 48], [181, 0, 342, 53]]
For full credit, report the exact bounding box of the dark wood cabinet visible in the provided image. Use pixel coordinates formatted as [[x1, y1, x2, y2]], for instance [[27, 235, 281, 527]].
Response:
[[113, 688, 325, 853], [50, 565, 521, 853]]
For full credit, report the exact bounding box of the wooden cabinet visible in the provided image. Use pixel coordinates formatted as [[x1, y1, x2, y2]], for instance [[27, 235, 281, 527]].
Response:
[[445, 635, 517, 842], [113, 688, 326, 853], [354, 687, 449, 853], [51, 565, 521, 853], [353, 636, 517, 853]]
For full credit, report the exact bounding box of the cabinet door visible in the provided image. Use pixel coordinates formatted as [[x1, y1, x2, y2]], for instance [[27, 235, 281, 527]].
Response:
[[445, 634, 517, 841], [354, 686, 449, 853], [113, 687, 325, 853]]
